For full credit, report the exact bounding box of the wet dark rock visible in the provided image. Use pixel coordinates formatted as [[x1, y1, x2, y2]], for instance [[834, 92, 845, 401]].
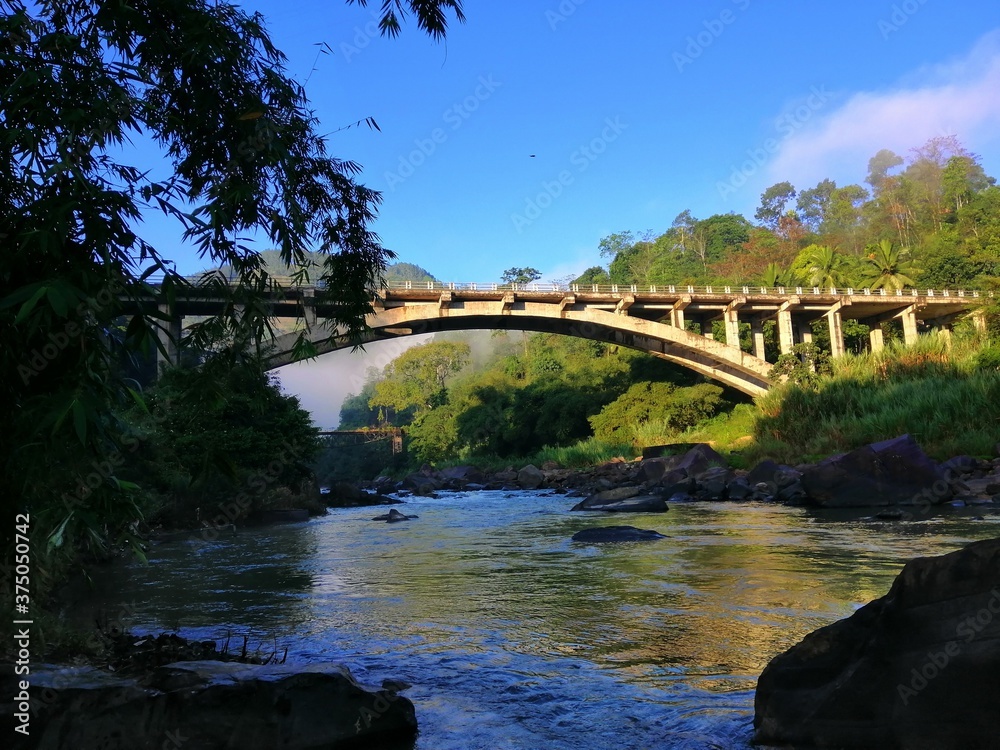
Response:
[[726, 477, 753, 501], [775, 481, 808, 505], [571, 525, 666, 543], [773, 467, 803, 490], [754, 537, 1000, 750], [372, 509, 417, 522], [325, 481, 400, 509], [746, 459, 782, 486], [439, 465, 485, 484], [800, 434, 952, 508], [942, 455, 979, 475], [5, 660, 417, 750], [694, 466, 732, 500], [590, 495, 667, 513], [517, 464, 545, 490]]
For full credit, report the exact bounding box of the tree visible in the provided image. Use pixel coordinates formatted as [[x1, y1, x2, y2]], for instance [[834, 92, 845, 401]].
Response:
[[755, 182, 797, 229], [573, 266, 611, 286], [1, 0, 464, 584], [796, 179, 837, 233], [863, 239, 917, 291], [369, 341, 471, 414], [501, 267, 542, 285], [866, 149, 905, 193], [793, 245, 851, 289]]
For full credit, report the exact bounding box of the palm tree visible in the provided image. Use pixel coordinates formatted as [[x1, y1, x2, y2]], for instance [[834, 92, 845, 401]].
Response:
[[797, 245, 849, 289], [761, 262, 795, 289], [864, 239, 917, 291]]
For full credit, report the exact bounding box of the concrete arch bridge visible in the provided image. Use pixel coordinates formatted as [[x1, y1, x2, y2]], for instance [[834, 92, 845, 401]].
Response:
[[156, 281, 988, 397]]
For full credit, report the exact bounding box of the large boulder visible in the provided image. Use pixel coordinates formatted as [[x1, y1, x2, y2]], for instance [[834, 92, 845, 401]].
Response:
[[325, 482, 399, 508], [517, 464, 545, 489], [438, 465, 485, 485], [572, 486, 643, 509], [754, 537, 1000, 749], [800, 434, 953, 507], [571, 494, 667, 513], [6, 660, 417, 750], [571, 526, 666, 543]]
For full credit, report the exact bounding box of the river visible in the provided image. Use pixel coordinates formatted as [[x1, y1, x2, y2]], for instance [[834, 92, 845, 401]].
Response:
[[84, 491, 1000, 749]]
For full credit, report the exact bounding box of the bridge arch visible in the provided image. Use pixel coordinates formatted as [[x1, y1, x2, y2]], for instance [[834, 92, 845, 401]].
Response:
[[266, 299, 774, 396]]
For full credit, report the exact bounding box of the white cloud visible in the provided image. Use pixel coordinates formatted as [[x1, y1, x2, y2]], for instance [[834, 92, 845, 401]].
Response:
[[767, 30, 1000, 189]]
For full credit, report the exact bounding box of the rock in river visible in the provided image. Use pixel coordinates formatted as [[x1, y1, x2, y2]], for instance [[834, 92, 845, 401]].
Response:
[[800, 433, 953, 507], [754, 536, 1000, 749], [570, 492, 667, 513], [372, 508, 417, 522], [4, 660, 417, 750], [571, 526, 666, 543]]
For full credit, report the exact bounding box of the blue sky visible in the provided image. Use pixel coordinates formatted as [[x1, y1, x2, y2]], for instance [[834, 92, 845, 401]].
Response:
[[234, 0, 1000, 284], [155, 0, 1000, 426]]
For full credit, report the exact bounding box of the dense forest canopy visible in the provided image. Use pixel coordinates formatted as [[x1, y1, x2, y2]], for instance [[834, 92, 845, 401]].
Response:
[[578, 137, 1000, 292]]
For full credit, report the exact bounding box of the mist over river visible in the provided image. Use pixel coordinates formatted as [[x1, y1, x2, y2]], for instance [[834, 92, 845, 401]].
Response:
[[82, 491, 1000, 749]]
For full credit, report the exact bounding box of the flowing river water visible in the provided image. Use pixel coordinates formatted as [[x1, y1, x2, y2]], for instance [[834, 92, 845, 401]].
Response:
[[83, 491, 1000, 749]]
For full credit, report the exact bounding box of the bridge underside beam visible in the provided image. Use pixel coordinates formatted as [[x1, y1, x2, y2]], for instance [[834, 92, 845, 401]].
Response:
[[268, 303, 774, 397]]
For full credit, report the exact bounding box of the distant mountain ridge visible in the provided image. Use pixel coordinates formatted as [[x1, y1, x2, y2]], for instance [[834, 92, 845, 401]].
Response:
[[203, 250, 438, 285]]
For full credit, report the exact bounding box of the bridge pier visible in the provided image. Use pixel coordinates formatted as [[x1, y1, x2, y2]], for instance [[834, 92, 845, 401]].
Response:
[[901, 305, 919, 345], [869, 324, 885, 352], [776, 301, 796, 355], [156, 302, 182, 372], [750, 317, 767, 359], [669, 295, 690, 329], [826, 302, 845, 358], [724, 299, 744, 350], [302, 288, 317, 329]]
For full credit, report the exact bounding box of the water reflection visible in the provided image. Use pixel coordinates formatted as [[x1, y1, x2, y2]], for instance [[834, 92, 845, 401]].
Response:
[[86, 492, 1000, 749]]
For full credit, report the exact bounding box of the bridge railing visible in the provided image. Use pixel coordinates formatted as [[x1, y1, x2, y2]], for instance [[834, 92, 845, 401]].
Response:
[[138, 272, 992, 300], [383, 280, 990, 299]]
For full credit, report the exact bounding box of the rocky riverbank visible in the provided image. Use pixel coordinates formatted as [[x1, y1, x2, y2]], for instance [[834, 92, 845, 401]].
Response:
[[346, 434, 1000, 512], [2, 631, 417, 750]]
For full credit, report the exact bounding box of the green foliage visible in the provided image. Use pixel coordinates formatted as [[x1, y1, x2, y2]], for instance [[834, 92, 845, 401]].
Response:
[[0, 0, 463, 603], [752, 336, 1000, 462], [369, 340, 471, 413], [384, 262, 438, 283], [588, 381, 726, 445], [128, 361, 321, 524], [770, 343, 833, 388], [501, 267, 542, 285]]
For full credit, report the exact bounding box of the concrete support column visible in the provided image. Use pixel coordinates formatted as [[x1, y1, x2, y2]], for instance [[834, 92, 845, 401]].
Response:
[[302, 288, 317, 329], [724, 301, 742, 350], [702, 319, 714, 340], [156, 302, 182, 373], [750, 318, 766, 360], [936, 322, 953, 347], [826, 306, 845, 358], [901, 305, 919, 345], [869, 324, 884, 352], [670, 296, 690, 329], [797, 320, 813, 345], [777, 302, 795, 355], [971, 310, 988, 334]]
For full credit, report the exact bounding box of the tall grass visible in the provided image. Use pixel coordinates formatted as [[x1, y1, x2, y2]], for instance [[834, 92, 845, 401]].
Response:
[[748, 334, 1000, 463]]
